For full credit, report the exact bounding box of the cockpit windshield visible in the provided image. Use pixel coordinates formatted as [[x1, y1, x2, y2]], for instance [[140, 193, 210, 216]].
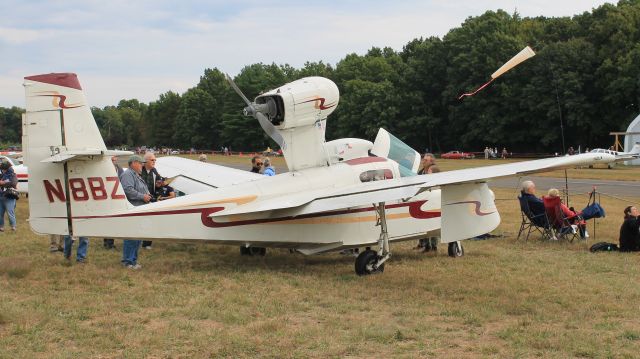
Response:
[[370, 128, 420, 177]]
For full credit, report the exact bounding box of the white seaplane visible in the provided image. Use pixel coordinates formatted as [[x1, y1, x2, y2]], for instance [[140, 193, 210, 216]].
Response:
[[23, 73, 617, 275]]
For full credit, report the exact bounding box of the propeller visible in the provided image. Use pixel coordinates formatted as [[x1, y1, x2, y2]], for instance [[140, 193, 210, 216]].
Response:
[[225, 74, 285, 148]]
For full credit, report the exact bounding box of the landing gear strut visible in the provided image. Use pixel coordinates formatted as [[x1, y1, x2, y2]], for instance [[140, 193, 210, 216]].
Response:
[[355, 202, 390, 276]]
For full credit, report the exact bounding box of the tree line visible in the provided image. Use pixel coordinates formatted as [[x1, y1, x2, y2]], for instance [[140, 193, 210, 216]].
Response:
[[1, 1, 639, 153]]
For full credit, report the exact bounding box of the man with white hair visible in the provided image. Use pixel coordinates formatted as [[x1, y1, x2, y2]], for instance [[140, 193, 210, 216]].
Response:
[[520, 180, 544, 214], [140, 151, 160, 249]]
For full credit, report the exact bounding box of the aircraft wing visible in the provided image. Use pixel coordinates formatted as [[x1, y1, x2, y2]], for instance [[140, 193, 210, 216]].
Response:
[[155, 156, 261, 193], [211, 152, 616, 218]]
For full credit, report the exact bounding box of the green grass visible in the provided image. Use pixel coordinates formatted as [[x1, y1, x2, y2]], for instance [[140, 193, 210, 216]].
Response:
[[2, 178, 640, 357]]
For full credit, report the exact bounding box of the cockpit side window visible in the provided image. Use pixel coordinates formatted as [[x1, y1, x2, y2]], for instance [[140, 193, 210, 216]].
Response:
[[359, 169, 393, 182]]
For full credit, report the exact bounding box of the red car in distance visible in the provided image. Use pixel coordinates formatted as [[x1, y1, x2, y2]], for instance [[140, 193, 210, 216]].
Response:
[[440, 150, 475, 159]]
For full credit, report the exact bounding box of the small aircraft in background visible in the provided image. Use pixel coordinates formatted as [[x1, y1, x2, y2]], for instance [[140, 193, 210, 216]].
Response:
[[585, 145, 640, 169], [589, 145, 640, 160], [22, 73, 616, 275]]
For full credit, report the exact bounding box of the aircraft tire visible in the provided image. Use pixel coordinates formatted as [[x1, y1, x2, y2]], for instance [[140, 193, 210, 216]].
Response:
[[251, 247, 267, 256], [447, 241, 464, 258], [355, 249, 384, 276], [240, 246, 266, 256]]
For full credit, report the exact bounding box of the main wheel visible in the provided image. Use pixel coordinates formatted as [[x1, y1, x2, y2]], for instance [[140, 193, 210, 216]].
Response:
[[240, 246, 266, 256], [447, 241, 464, 257], [355, 249, 384, 276]]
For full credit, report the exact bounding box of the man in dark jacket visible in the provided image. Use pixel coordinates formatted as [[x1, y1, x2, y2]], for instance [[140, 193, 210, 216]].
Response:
[[140, 152, 160, 249], [619, 206, 640, 252], [520, 180, 545, 213], [250, 155, 263, 173]]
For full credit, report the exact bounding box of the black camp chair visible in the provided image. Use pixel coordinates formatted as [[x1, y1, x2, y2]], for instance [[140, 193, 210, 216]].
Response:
[[517, 195, 555, 241]]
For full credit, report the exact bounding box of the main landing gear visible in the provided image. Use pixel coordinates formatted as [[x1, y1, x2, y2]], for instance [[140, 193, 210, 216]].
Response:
[[240, 246, 266, 256], [447, 241, 464, 257], [355, 202, 391, 276]]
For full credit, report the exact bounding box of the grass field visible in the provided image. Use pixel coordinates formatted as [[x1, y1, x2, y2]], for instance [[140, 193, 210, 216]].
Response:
[[2, 168, 640, 357]]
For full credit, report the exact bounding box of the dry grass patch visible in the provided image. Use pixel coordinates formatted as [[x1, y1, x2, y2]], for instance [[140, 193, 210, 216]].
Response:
[[0, 257, 31, 279]]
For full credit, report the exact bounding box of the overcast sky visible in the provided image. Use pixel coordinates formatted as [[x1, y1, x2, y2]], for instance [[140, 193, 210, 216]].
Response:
[[0, 0, 613, 107]]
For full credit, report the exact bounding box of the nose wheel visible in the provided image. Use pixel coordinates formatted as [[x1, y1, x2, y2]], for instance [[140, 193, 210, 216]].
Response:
[[355, 249, 385, 275], [355, 202, 391, 276]]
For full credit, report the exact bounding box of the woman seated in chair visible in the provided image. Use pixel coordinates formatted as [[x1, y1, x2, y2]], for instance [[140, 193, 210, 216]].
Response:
[[619, 206, 640, 251], [543, 188, 588, 238]]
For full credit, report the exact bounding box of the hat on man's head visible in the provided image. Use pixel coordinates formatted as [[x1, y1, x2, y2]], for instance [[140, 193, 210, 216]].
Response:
[[128, 155, 146, 165]]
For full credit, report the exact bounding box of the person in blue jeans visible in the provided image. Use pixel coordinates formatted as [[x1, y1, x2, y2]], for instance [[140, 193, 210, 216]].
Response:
[[119, 155, 152, 269], [0, 160, 18, 232], [64, 235, 89, 263]]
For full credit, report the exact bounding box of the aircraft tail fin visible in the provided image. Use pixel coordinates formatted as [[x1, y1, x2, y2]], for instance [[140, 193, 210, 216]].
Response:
[[629, 143, 640, 155], [23, 73, 131, 236]]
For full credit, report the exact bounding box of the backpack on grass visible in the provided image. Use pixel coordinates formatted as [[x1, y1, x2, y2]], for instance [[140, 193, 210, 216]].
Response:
[[589, 242, 619, 252]]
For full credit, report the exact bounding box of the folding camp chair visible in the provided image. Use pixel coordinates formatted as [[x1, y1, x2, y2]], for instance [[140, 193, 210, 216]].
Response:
[[517, 196, 555, 241], [543, 196, 582, 242]]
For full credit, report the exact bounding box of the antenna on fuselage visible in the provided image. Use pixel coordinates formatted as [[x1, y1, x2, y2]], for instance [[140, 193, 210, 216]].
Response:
[[225, 74, 285, 148]]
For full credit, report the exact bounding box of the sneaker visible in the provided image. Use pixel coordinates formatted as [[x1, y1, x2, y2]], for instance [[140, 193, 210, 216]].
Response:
[[49, 247, 59, 253], [570, 225, 578, 234], [11, 227, 16, 231], [126, 263, 142, 270], [0, 227, 3, 232], [583, 229, 590, 238], [76, 258, 86, 264], [143, 246, 152, 250]]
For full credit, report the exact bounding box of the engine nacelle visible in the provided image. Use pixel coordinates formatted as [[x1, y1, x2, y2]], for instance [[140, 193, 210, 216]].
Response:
[[255, 77, 339, 130]]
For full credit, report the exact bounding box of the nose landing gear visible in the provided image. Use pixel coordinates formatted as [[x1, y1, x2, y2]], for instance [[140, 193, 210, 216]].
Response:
[[355, 202, 390, 276]]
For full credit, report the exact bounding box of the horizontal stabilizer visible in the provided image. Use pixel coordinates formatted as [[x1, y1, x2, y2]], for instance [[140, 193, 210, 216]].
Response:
[[155, 156, 261, 194], [40, 149, 132, 163]]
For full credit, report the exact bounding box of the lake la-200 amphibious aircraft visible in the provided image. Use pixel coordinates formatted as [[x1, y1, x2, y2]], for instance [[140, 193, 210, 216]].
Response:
[[22, 73, 616, 275]]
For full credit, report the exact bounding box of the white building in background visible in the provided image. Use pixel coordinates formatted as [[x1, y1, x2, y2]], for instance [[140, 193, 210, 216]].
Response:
[[624, 113, 640, 165]]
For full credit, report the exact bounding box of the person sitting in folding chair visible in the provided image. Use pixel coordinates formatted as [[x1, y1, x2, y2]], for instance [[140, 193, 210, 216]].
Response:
[[543, 188, 588, 240], [517, 180, 554, 241]]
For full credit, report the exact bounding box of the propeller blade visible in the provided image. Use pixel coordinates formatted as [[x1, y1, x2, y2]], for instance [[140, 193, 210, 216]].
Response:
[[225, 73, 286, 149], [256, 112, 285, 148], [225, 73, 252, 107]]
